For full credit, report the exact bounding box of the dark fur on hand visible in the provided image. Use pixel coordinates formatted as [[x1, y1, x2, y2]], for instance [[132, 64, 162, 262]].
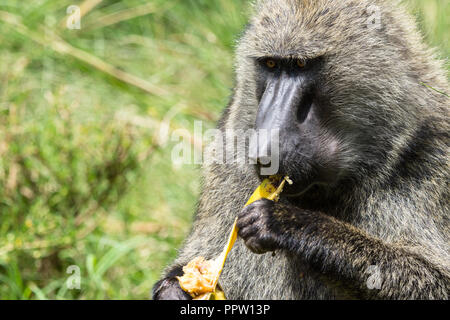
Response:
[[152, 265, 191, 300]]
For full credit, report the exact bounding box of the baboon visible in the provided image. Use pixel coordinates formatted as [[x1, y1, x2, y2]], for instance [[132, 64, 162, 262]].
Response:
[[153, 0, 449, 299]]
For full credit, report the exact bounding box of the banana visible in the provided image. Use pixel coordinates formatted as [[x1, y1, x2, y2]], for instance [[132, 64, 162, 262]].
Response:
[[178, 175, 292, 300]]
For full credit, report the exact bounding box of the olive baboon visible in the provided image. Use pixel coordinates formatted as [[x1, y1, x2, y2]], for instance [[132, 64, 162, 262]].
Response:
[[153, 0, 449, 299]]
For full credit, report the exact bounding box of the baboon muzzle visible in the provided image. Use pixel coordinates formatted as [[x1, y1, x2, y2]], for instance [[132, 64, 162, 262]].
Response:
[[250, 72, 313, 167]]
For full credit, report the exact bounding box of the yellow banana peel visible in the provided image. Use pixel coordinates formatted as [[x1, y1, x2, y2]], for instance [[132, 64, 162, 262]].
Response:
[[178, 175, 292, 300]]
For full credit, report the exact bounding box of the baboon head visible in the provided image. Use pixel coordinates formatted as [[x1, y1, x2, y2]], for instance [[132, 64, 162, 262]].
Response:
[[231, 0, 439, 195]]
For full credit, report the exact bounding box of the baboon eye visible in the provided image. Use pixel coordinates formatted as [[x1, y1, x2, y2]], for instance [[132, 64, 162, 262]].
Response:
[[266, 59, 277, 68], [296, 59, 306, 68]]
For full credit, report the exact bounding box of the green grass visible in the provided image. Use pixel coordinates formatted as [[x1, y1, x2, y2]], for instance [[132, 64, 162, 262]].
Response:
[[0, 0, 448, 299]]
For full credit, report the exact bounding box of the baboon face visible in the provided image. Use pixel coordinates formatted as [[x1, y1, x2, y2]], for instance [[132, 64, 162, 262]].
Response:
[[249, 55, 341, 194], [240, 0, 410, 195]]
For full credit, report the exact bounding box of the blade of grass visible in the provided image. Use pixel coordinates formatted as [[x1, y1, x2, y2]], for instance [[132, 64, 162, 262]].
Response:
[[420, 81, 450, 97], [59, 0, 103, 28], [83, 2, 158, 31], [0, 10, 169, 97]]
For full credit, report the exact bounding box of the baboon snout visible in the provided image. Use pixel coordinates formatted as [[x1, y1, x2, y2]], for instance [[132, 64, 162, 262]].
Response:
[[250, 71, 316, 170]]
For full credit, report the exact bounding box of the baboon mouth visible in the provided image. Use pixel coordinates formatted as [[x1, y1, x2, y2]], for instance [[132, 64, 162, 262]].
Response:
[[282, 179, 316, 197], [254, 166, 315, 197]]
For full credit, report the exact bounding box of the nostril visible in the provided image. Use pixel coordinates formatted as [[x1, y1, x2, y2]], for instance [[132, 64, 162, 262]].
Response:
[[297, 91, 314, 123]]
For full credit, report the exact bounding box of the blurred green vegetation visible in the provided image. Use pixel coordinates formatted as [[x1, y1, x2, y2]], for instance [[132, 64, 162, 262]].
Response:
[[0, 0, 448, 299]]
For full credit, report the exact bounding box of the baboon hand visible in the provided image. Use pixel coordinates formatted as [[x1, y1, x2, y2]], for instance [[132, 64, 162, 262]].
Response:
[[237, 199, 323, 255], [152, 273, 192, 300], [237, 199, 285, 254]]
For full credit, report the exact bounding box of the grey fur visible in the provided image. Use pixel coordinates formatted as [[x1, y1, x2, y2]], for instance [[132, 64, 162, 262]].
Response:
[[154, 0, 449, 299]]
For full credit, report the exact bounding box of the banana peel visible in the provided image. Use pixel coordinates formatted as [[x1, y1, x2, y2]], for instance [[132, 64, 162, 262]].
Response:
[[177, 175, 292, 300]]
